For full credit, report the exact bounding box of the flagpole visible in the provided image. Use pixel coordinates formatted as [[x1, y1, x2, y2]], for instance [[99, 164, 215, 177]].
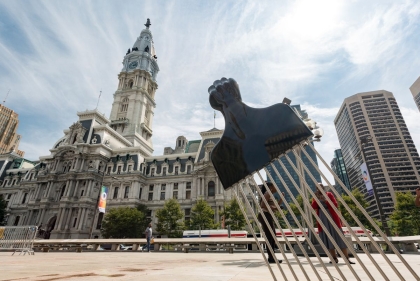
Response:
[[96, 90, 102, 110]]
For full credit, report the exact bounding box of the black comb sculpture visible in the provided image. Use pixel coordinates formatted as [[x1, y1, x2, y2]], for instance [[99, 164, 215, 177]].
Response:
[[209, 78, 313, 189]]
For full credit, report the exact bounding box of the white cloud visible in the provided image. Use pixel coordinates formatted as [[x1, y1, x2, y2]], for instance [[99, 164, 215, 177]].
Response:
[[0, 0, 419, 190]]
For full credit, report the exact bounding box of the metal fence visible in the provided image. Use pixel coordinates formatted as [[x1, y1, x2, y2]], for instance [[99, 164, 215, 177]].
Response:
[[0, 226, 38, 255]]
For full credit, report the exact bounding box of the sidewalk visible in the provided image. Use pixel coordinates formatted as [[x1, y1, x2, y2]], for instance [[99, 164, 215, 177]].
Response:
[[1, 251, 419, 281]]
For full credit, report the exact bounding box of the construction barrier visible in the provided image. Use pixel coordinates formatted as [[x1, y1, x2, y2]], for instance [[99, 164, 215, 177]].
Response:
[[0, 226, 38, 255]]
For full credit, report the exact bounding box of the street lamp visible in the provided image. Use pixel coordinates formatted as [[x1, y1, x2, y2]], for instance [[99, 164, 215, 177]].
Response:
[[359, 136, 391, 236], [89, 172, 119, 238]]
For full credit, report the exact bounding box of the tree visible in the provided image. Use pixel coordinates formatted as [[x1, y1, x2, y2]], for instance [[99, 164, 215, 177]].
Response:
[[274, 209, 289, 229], [156, 198, 184, 238], [221, 199, 246, 230], [0, 195, 7, 226], [389, 192, 420, 236], [135, 203, 151, 232], [289, 195, 304, 227], [188, 198, 217, 230], [338, 189, 379, 231], [101, 207, 145, 238]]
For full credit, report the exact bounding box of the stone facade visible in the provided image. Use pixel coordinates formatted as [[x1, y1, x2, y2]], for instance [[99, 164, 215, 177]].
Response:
[[0, 21, 243, 238]]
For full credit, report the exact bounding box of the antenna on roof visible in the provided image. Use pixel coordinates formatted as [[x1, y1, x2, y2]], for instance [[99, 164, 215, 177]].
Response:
[[96, 89, 102, 110], [3, 89, 10, 105]]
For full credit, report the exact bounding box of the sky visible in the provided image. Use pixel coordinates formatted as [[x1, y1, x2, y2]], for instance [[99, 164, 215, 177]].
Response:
[[1, 0, 420, 184]]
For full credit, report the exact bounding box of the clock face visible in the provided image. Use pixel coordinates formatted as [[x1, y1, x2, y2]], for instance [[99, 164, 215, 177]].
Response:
[[128, 61, 138, 69]]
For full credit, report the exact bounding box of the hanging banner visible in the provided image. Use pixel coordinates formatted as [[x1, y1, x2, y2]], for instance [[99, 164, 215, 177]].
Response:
[[360, 163, 373, 196], [98, 186, 109, 213]]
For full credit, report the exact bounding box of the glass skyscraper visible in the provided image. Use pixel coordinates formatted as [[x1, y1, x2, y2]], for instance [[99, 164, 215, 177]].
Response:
[[330, 149, 351, 195], [266, 105, 321, 203]]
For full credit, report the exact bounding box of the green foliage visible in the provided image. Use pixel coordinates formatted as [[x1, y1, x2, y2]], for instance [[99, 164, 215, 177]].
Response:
[[135, 203, 151, 231], [156, 198, 184, 238], [274, 209, 289, 229], [338, 189, 379, 231], [221, 198, 246, 230], [101, 207, 145, 238], [289, 195, 304, 227], [0, 195, 6, 226], [188, 198, 216, 230], [389, 192, 420, 236]]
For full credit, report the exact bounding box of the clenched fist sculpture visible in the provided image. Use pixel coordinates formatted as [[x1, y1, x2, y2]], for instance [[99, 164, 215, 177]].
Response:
[[209, 78, 313, 190]]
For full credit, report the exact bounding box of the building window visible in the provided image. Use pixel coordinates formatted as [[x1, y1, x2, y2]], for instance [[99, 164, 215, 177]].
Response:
[[21, 193, 28, 204], [107, 167, 111, 174], [59, 186, 66, 200], [186, 190, 191, 199], [162, 167, 166, 176], [161, 184, 166, 191], [124, 186, 130, 198], [160, 192, 165, 200], [113, 187, 119, 199], [175, 166, 179, 175], [208, 181, 215, 196], [117, 166, 121, 174], [148, 192, 153, 201], [81, 190, 85, 197], [186, 182, 191, 189], [149, 184, 154, 191], [185, 208, 190, 221], [13, 216, 20, 226], [139, 188, 143, 199], [73, 218, 77, 228], [96, 213, 104, 229], [174, 183, 178, 190], [151, 168, 155, 177], [173, 191, 178, 199]]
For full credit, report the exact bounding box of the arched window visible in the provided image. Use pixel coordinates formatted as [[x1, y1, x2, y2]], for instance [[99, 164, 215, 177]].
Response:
[[124, 186, 130, 198], [208, 181, 215, 197], [129, 80, 134, 88], [120, 98, 129, 112]]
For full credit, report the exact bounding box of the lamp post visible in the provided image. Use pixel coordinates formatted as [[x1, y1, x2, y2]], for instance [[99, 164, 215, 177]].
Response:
[[359, 136, 391, 236], [300, 120, 324, 244], [89, 172, 119, 238]]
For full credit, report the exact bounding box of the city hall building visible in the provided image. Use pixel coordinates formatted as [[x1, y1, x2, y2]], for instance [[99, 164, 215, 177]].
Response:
[[0, 21, 240, 239]]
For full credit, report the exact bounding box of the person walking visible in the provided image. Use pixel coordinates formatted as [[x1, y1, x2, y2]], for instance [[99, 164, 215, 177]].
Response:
[[258, 181, 284, 264], [312, 183, 355, 264], [145, 223, 153, 252]]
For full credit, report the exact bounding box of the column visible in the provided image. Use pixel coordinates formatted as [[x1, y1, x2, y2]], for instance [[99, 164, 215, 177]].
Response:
[[75, 208, 82, 229], [78, 208, 86, 230], [64, 208, 72, 230], [38, 209, 46, 224], [55, 208, 63, 230], [72, 181, 80, 197]]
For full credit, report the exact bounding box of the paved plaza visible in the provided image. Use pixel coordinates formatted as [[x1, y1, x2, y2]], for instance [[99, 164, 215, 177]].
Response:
[[1, 251, 420, 281]]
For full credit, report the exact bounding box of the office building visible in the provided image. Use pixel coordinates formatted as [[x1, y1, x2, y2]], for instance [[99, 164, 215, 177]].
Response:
[[330, 149, 351, 195], [409, 76, 420, 111], [266, 105, 322, 203], [334, 90, 420, 219], [0, 104, 24, 157]]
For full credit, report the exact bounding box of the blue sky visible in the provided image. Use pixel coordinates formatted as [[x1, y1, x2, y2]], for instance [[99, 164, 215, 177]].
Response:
[[1, 0, 420, 182]]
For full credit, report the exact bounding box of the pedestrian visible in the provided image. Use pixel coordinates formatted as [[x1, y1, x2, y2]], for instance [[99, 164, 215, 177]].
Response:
[[415, 188, 420, 207], [258, 181, 284, 264], [145, 223, 153, 252], [311, 183, 355, 264]]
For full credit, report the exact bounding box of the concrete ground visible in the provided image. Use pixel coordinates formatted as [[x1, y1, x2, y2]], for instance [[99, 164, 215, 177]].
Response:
[[1, 251, 420, 281]]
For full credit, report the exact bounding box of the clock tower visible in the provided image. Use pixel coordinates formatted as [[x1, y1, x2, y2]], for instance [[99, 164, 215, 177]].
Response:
[[109, 18, 159, 155]]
